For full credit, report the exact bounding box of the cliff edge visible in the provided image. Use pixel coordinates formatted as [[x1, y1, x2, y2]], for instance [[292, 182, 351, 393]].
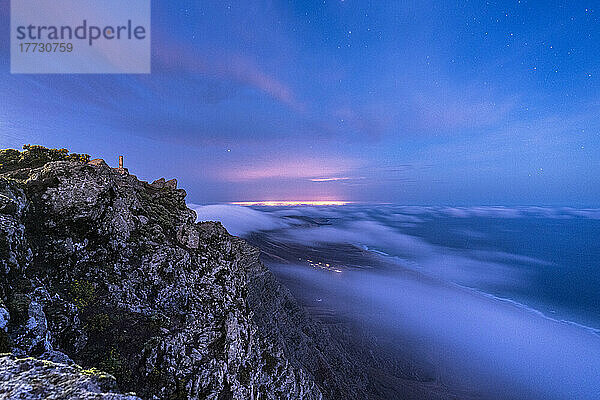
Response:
[[0, 147, 365, 399]]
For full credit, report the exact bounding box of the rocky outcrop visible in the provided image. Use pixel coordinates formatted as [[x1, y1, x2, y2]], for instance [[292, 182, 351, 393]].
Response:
[[0, 354, 141, 399], [0, 149, 365, 399]]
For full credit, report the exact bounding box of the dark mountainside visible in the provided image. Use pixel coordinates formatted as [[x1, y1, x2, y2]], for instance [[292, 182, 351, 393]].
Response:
[[0, 146, 367, 399], [0, 146, 476, 400]]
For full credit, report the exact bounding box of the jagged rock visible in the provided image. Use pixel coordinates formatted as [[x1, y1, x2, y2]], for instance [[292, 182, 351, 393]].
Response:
[[150, 178, 177, 190], [165, 179, 177, 189], [0, 304, 9, 332], [88, 159, 109, 168], [0, 354, 141, 399], [0, 152, 365, 400]]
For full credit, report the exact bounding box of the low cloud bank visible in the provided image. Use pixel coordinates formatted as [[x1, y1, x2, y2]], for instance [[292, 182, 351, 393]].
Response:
[[189, 204, 291, 236]]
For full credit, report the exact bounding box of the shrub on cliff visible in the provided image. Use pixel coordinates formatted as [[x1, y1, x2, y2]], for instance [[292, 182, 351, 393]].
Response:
[[0, 145, 90, 173]]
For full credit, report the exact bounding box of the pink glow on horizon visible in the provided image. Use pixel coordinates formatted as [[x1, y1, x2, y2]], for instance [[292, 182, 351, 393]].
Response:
[[221, 157, 361, 181], [230, 200, 352, 206]]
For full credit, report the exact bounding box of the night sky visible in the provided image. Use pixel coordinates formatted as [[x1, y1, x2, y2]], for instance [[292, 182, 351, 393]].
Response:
[[1, 1, 599, 205]]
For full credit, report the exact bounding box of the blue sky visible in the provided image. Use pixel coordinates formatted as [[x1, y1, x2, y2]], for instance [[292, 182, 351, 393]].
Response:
[[1, 0, 599, 205]]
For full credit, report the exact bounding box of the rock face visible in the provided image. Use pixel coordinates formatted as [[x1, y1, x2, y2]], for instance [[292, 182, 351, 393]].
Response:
[[0, 153, 365, 399], [0, 354, 141, 400]]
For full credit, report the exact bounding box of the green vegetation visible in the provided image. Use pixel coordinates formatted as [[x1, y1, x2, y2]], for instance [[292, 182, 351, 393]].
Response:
[[80, 367, 113, 379], [70, 279, 96, 310], [0, 145, 90, 173]]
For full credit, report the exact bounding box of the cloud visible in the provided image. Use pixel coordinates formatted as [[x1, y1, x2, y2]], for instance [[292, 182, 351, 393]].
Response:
[[153, 37, 302, 110], [220, 156, 362, 182], [310, 177, 353, 182], [386, 206, 600, 220], [225, 55, 303, 111], [265, 214, 525, 287], [189, 204, 291, 236]]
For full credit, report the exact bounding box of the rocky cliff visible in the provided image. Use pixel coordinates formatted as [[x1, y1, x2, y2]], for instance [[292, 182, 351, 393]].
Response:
[[0, 147, 365, 399]]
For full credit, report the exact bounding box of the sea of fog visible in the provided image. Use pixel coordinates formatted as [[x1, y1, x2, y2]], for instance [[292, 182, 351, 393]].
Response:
[[191, 204, 600, 400]]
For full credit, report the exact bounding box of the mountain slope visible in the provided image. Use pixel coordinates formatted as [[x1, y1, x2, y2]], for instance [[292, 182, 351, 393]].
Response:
[[0, 147, 366, 399]]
